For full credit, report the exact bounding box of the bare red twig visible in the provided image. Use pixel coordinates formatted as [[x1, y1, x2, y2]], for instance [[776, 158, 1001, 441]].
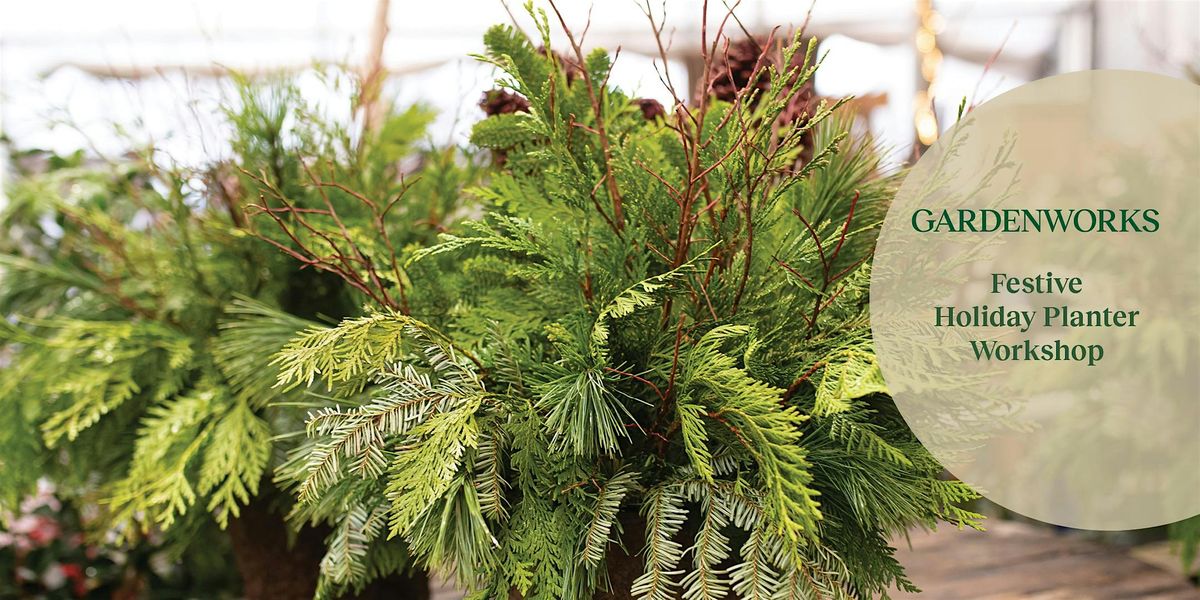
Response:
[[547, 0, 626, 231], [605, 366, 667, 404], [240, 162, 413, 313]]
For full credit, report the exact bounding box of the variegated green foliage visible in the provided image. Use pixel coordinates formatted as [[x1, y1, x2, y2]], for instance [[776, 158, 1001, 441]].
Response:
[[0, 143, 309, 535], [0, 294, 304, 535], [268, 5, 981, 598], [0, 67, 480, 597]]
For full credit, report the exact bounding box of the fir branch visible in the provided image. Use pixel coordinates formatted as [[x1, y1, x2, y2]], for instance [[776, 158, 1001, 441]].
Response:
[[632, 485, 687, 600], [681, 490, 733, 600], [474, 428, 510, 520], [579, 469, 638, 568]]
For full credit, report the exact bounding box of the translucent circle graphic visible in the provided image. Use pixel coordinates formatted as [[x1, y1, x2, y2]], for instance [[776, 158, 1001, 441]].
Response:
[[871, 70, 1200, 531]]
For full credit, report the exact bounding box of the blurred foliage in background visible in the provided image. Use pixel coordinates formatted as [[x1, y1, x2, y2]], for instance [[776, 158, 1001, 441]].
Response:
[[0, 480, 236, 598], [0, 66, 480, 598]]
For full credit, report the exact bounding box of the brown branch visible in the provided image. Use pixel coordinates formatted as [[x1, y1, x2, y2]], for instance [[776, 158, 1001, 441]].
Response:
[[829, 190, 861, 267], [791, 207, 828, 277], [310, 171, 414, 313], [772, 256, 816, 290], [705, 410, 752, 450], [783, 360, 825, 402]]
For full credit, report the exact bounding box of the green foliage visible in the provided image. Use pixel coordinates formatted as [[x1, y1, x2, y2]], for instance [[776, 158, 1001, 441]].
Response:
[[268, 6, 981, 599], [1170, 515, 1200, 576], [274, 312, 419, 393], [0, 66, 480, 594], [0, 148, 292, 532], [200, 398, 274, 526], [632, 485, 688, 600], [470, 113, 541, 149]]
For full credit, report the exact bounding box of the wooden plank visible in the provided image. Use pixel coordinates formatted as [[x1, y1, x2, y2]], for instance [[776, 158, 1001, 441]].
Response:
[[893, 523, 1200, 600]]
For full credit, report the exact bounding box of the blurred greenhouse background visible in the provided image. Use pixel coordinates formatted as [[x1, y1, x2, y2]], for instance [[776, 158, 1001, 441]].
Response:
[[2, 0, 1196, 184]]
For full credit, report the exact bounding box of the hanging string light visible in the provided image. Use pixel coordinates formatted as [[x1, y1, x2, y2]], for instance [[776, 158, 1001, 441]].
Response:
[[914, 0, 944, 147]]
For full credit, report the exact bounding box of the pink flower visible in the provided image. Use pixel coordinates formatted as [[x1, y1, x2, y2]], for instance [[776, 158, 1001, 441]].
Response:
[[23, 515, 61, 546], [9, 514, 38, 534], [20, 479, 62, 514]]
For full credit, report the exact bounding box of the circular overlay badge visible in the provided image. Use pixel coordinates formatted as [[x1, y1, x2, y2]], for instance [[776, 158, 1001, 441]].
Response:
[[871, 70, 1199, 531]]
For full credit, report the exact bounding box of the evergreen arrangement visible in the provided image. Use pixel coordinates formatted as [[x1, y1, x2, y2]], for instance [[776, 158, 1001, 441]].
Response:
[[0, 71, 478, 597], [267, 6, 981, 599]]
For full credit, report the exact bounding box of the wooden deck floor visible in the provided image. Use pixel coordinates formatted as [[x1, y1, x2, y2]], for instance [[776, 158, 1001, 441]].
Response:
[[432, 520, 1200, 599], [892, 521, 1200, 599]]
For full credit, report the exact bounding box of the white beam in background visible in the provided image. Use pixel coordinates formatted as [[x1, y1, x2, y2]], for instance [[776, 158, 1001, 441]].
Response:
[[1, 0, 1088, 74], [0, 0, 1126, 163]]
